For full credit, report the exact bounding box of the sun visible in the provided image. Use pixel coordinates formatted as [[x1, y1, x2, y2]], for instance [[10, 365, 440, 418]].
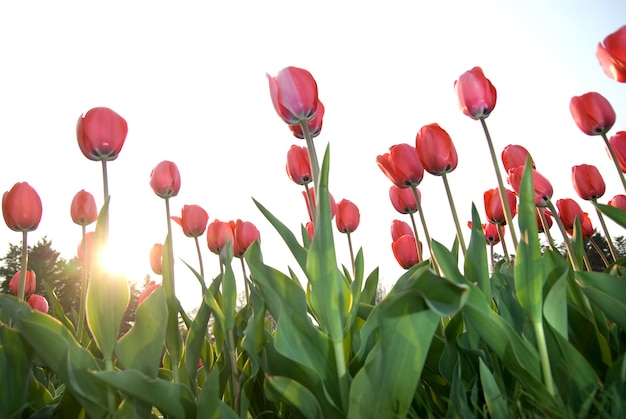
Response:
[[98, 239, 150, 284]]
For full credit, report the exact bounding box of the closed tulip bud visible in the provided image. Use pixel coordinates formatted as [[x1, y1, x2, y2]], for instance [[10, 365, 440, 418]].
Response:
[[596, 25, 626, 82], [608, 194, 626, 211], [76, 107, 128, 161], [290, 101, 325, 139], [454, 67, 497, 119], [484, 187, 517, 224], [579, 213, 594, 238], [150, 243, 163, 275], [232, 219, 260, 257], [569, 92, 616, 136], [150, 161, 181, 198], [28, 294, 48, 313], [572, 164, 606, 200], [507, 167, 553, 207], [391, 220, 414, 242], [286, 145, 312, 185], [389, 185, 419, 214], [172, 204, 209, 237], [335, 199, 360, 233], [392, 235, 420, 269], [415, 123, 458, 175], [267, 66, 319, 125], [138, 280, 162, 306], [303, 189, 337, 221], [376, 144, 424, 187], [556, 198, 585, 232], [537, 208, 554, 233], [501, 144, 535, 173], [70, 190, 98, 226], [206, 219, 234, 254], [305, 221, 315, 242], [2, 182, 43, 232], [608, 131, 626, 172], [9, 270, 36, 296], [468, 221, 503, 245]]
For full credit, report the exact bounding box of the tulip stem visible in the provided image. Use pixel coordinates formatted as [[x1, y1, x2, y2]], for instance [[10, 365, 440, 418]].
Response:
[[194, 236, 206, 285], [164, 197, 181, 384], [301, 121, 321, 197], [346, 232, 356, 278], [17, 231, 29, 301], [545, 200, 581, 271], [602, 133, 626, 193], [411, 186, 437, 272], [77, 225, 89, 340], [408, 212, 423, 262], [304, 183, 316, 222], [537, 209, 558, 252], [587, 236, 610, 268], [497, 225, 510, 263], [592, 200, 618, 262], [240, 257, 250, 305], [441, 173, 467, 257], [479, 118, 519, 249]]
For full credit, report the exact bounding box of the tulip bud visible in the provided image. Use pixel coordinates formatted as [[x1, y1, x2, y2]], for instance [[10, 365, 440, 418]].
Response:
[[596, 25, 626, 83], [572, 164, 606, 201], [71, 190, 98, 226], [415, 123, 458, 175], [286, 145, 312, 185], [232, 219, 260, 257], [9, 270, 36, 296], [389, 185, 419, 214], [454, 66, 497, 120], [172, 204, 209, 237], [76, 107, 128, 161], [267, 66, 319, 125], [335, 199, 360, 233], [569, 92, 616, 136], [150, 243, 163, 275], [150, 161, 181, 198], [392, 235, 420, 269], [28, 294, 49, 313], [608, 131, 626, 172], [206, 220, 234, 254]]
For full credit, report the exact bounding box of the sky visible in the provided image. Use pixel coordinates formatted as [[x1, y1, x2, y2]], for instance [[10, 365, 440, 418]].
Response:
[[0, 1, 625, 310]]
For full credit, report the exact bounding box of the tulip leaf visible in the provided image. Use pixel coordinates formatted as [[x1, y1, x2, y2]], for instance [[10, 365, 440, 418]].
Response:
[[595, 202, 626, 228], [359, 267, 379, 306], [0, 325, 33, 418], [479, 358, 509, 419], [41, 280, 75, 334], [465, 204, 490, 300], [575, 271, 626, 330], [264, 375, 324, 419], [93, 369, 196, 419], [196, 368, 239, 419]]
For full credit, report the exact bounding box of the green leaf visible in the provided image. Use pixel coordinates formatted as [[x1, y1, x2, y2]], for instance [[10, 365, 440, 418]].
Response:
[[465, 204, 490, 300], [576, 271, 626, 329], [265, 376, 324, 419], [595, 202, 626, 228], [41, 280, 75, 334], [197, 369, 239, 419], [116, 286, 167, 378], [93, 369, 196, 419], [542, 256, 569, 340], [479, 358, 508, 419], [359, 267, 379, 306], [0, 326, 33, 418]]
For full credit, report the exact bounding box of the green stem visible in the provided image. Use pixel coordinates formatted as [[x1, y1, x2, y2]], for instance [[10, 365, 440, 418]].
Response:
[[587, 236, 610, 269], [533, 321, 555, 397], [441, 173, 467, 257], [164, 197, 181, 383], [479, 117, 519, 248], [545, 200, 581, 271], [17, 231, 29, 301], [407, 212, 423, 262], [101, 160, 110, 235], [346, 232, 356, 278], [411, 186, 437, 273], [77, 225, 89, 339], [497, 224, 510, 263], [304, 183, 316, 222], [194, 236, 206, 288], [105, 357, 117, 413], [333, 341, 349, 413], [227, 329, 241, 415], [601, 132, 626, 193], [301, 121, 321, 198], [592, 200, 618, 263], [537, 208, 558, 252], [240, 257, 249, 305]]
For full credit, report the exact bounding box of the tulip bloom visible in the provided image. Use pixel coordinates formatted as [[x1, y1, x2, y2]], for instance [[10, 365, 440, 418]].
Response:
[[70, 190, 98, 226], [286, 145, 312, 185], [76, 107, 128, 161], [536, 208, 554, 233], [556, 198, 585, 232], [415, 123, 458, 175], [28, 294, 49, 313], [501, 144, 535, 173], [267, 66, 319, 125], [150, 161, 181, 198], [572, 164, 606, 200], [569, 92, 616, 136], [335, 199, 360, 233], [206, 219, 235, 254], [2, 182, 43, 232], [172, 204, 209, 237], [9, 270, 36, 296], [392, 235, 420, 269], [391, 220, 414, 242], [303, 189, 337, 221], [231, 219, 260, 257], [608, 194, 626, 211], [578, 213, 594, 238], [289, 101, 325, 139], [149, 243, 163, 275], [608, 131, 626, 172], [596, 25, 626, 82], [376, 143, 424, 187], [305, 221, 315, 242], [468, 221, 503, 246], [508, 167, 553, 207], [138, 280, 162, 306], [454, 67, 497, 120], [389, 185, 419, 214], [484, 187, 517, 225]]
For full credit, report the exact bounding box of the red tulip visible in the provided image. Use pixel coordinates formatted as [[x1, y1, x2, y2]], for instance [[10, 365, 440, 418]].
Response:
[[484, 187, 517, 225], [569, 92, 616, 136], [231, 219, 260, 257], [608, 131, 626, 172], [392, 235, 420, 269], [303, 189, 337, 221], [454, 67, 497, 120], [150, 161, 181, 198], [28, 294, 48, 313], [172, 204, 209, 237], [596, 25, 626, 82], [206, 219, 234, 254], [501, 144, 535, 173], [391, 219, 414, 242], [556, 198, 585, 231], [572, 164, 606, 200], [289, 101, 325, 139], [335, 199, 360, 233], [608, 194, 626, 211], [376, 143, 424, 187], [149, 243, 163, 275], [9, 270, 36, 296], [468, 221, 503, 245], [70, 190, 98, 226], [138, 280, 162, 306], [507, 167, 553, 207], [267, 66, 319, 125], [579, 213, 594, 238], [76, 107, 128, 161], [2, 182, 43, 232], [415, 123, 458, 175], [536, 208, 553, 233], [389, 185, 419, 214], [305, 221, 315, 242], [286, 145, 312, 185]]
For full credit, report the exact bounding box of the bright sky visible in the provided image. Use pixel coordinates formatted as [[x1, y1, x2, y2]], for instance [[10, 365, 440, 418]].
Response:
[[1, 1, 625, 310]]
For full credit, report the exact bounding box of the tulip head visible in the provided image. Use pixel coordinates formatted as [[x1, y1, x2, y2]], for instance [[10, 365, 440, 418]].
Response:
[[572, 164, 606, 201], [71, 189, 98, 226], [484, 187, 517, 225], [415, 123, 458, 175], [232, 219, 260, 258], [289, 101, 325, 139], [389, 185, 419, 214], [9, 270, 36, 296], [454, 67, 497, 120], [286, 145, 312, 185], [556, 198, 585, 232], [149, 243, 163, 275], [608, 194, 626, 211], [376, 143, 424, 188], [2, 182, 43, 232], [172, 204, 209, 237], [536, 208, 554, 233], [391, 219, 414, 242], [76, 107, 128, 161], [303, 189, 337, 221], [267, 66, 319, 125], [501, 144, 535, 173], [206, 219, 234, 254], [28, 294, 49, 313], [335, 199, 360, 233], [596, 25, 626, 83], [507, 167, 553, 207], [608, 131, 626, 172], [150, 161, 181, 198], [138, 280, 162, 306], [392, 235, 420, 269], [569, 92, 616, 136]]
